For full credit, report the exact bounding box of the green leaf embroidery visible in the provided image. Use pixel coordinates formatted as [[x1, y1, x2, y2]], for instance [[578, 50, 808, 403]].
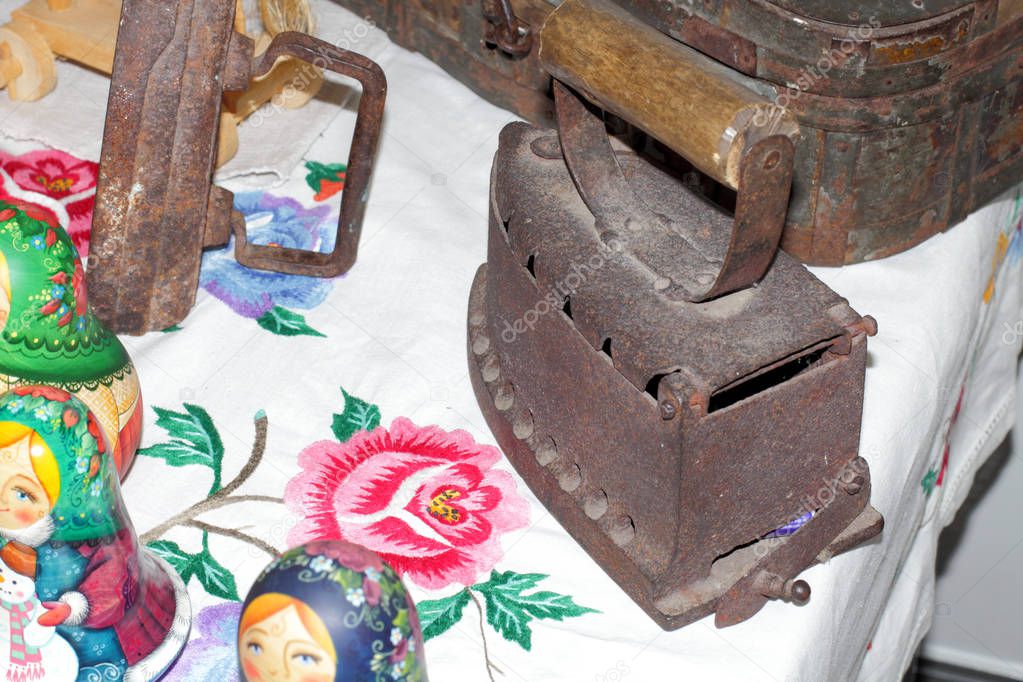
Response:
[[146, 534, 241, 601], [421, 571, 598, 651], [161, 324, 183, 333], [194, 532, 241, 601], [138, 404, 224, 493], [256, 306, 326, 338], [147, 540, 193, 580], [473, 571, 598, 651], [331, 388, 381, 442], [922, 468, 938, 496], [304, 161, 347, 200], [417, 590, 471, 640]]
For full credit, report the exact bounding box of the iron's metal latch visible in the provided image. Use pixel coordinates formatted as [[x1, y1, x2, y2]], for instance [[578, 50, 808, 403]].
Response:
[[481, 0, 533, 57]]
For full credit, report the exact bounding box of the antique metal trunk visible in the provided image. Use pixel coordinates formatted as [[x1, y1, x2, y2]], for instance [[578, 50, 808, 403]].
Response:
[[466, 76, 884, 628], [332, 0, 1023, 265]]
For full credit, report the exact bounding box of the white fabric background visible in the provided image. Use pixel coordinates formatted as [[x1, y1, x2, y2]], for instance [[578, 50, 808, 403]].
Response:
[[0, 1, 1020, 679]]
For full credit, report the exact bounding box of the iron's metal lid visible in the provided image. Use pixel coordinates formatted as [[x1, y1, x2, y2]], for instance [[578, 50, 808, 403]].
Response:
[[493, 122, 862, 395]]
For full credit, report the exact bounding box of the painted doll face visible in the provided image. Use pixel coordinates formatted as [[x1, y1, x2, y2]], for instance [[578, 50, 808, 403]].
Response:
[[239, 603, 336, 682], [0, 435, 51, 529]]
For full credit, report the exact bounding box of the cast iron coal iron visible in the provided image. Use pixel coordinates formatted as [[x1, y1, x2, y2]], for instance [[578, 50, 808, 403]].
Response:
[[87, 0, 386, 334], [466, 55, 885, 628]]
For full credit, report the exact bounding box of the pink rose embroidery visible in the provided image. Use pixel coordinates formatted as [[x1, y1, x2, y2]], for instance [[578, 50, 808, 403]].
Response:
[[0, 150, 98, 256], [286, 417, 530, 589]]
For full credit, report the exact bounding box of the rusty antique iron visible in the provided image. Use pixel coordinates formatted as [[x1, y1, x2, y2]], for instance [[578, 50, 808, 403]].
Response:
[[467, 74, 884, 628], [88, 0, 386, 334], [330, 0, 1023, 265]]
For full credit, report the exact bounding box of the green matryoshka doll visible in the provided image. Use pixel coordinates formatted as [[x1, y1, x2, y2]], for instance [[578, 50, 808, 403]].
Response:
[[0, 200, 142, 477], [0, 387, 189, 681]]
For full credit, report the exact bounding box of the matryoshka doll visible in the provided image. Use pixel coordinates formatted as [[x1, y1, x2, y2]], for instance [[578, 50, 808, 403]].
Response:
[[0, 387, 190, 681], [0, 200, 142, 477], [239, 540, 428, 682]]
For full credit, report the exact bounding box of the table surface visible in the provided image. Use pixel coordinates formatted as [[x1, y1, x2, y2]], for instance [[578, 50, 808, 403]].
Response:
[[1, 2, 1022, 680]]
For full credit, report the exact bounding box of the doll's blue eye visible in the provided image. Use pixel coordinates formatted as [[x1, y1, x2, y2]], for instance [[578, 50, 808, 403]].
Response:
[[293, 653, 320, 666], [247, 643, 262, 656], [13, 489, 30, 502]]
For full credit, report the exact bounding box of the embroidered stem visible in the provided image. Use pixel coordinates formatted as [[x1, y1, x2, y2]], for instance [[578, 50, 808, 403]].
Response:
[[468, 589, 503, 681], [185, 521, 278, 558], [140, 413, 280, 551]]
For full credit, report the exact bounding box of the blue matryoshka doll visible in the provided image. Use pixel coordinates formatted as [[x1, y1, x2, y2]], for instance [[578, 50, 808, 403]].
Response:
[[0, 387, 189, 681], [239, 540, 428, 682]]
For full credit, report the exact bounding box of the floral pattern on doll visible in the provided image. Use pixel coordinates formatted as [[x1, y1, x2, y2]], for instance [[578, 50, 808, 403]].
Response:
[[0, 204, 142, 478]]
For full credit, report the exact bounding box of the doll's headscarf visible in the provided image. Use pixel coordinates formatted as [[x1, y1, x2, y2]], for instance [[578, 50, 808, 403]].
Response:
[[0, 388, 120, 544]]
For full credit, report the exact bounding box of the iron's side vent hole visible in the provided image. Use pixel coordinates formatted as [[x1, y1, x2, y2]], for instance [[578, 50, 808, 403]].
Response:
[[526, 254, 536, 278], [644, 372, 669, 401], [562, 296, 573, 319], [502, 217, 511, 233], [601, 337, 613, 359], [708, 346, 829, 414]]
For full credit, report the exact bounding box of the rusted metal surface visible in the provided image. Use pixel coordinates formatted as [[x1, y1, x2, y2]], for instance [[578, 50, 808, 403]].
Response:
[[329, 0, 553, 123], [327, 0, 1023, 265], [466, 94, 882, 628], [553, 82, 793, 301], [482, 0, 533, 56], [233, 32, 386, 277], [88, 0, 385, 334]]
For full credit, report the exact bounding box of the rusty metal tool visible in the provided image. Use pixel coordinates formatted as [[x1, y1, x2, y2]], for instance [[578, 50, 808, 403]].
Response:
[[88, 0, 386, 334], [467, 0, 883, 629]]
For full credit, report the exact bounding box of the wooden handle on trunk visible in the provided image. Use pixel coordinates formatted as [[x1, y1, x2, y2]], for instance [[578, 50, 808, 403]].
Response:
[[539, 0, 797, 189]]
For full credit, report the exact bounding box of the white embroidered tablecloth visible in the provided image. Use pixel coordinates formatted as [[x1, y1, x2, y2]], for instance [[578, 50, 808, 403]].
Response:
[[0, 2, 1020, 680]]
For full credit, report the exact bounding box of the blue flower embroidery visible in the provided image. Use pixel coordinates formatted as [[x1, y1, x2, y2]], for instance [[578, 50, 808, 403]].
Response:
[[163, 602, 242, 682], [199, 191, 336, 318], [29, 235, 44, 249]]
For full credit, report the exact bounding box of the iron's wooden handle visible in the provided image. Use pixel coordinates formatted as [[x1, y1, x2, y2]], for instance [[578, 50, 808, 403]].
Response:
[[233, 31, 386, 277], [539, 0, 797, 189]]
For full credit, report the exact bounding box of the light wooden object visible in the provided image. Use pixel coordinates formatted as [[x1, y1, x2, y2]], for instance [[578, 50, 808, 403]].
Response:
[[0, 18, 55, 101], [11, 0, 118, 73], [539, 0, 797, 189], [0, 0, 323, 167], [218, 32, 325, 165]]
